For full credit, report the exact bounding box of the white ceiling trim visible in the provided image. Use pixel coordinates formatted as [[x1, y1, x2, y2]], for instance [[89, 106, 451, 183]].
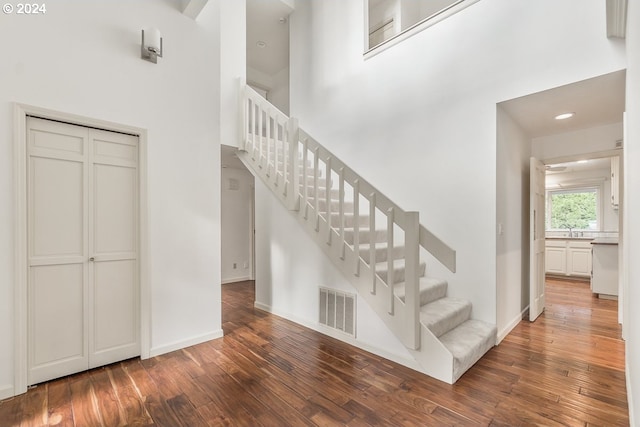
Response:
[[606, 0, 628, 38], [182, 0, 210, 20]]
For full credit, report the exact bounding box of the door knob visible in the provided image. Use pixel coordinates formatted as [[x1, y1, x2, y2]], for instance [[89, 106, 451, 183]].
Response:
[[89, 257, 95, 261]]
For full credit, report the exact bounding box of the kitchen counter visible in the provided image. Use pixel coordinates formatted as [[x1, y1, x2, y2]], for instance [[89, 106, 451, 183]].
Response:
[[591, 237, 619, 245], [546, 237, 594, 241]]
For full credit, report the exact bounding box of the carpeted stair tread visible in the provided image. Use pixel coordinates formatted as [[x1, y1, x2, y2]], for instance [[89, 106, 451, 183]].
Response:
[[395, 277, 448, 306], [438, 319, 497, 382], [420, 297, 472, 338]]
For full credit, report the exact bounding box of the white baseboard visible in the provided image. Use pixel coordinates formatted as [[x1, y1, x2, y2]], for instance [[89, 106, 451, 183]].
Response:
[[149, 329, 224, 358], [497, 307, 528, 343], [253, 302, 421, 372], [627, 351, 635, 427], [222, 276, 252, 285], [0, 384, 15, 400]]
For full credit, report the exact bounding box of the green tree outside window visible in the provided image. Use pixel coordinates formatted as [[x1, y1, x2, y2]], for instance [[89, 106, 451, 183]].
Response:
[[548, 189, 598, 230]]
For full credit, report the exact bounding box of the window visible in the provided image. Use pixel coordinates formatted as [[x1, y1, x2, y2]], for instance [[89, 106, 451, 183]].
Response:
[[365, 0, 480, 54], [546, 187, 600, 231]]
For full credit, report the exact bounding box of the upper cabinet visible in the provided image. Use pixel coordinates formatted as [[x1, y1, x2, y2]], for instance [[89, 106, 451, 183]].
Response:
[[611, 156, 620, 209]]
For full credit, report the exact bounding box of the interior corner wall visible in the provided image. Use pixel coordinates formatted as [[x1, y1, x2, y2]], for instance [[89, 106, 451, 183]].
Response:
[[496, 107, 530, 341], [221, 167, 254, 283], [0, 0, 222, 396], [253, 178, 415, 365], [625, 0, 639, 423], [288, 0, 625, 328]]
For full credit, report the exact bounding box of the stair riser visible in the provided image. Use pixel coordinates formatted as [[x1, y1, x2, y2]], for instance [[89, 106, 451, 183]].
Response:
[[376, 262, 426, 284], [328, 213, 369, 228], [421, 285, 447, 306], [309, 199, 353, 213], [301, 186, 341, 200], [359, 245, 405, 263], [427, 304, 472, 338], [299, 175, 332, 187], [343, 229, 387, 245]]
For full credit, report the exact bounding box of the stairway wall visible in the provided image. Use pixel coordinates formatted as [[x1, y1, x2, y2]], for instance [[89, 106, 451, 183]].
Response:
[[288, 0, 627, 331], [253, 178, 420, 368]]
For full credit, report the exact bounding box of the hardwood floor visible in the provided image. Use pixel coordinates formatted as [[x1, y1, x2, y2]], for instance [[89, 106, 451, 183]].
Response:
[[0, 278, 628, 426]]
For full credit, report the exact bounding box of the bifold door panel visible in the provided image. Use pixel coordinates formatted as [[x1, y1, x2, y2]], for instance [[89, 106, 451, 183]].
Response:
[[27, 117, 140, 385]]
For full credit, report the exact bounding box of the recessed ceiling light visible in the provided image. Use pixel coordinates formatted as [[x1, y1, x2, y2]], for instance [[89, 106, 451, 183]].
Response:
[[554, 112, 575, 120], [256, 41, 267, 48]]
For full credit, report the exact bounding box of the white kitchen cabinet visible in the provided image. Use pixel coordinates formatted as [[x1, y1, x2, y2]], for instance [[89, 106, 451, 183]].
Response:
[[567, 244, 592, 277], [545, 239, 592, 278], [545, 241, 567, 275], [591, 239, 619, 297]]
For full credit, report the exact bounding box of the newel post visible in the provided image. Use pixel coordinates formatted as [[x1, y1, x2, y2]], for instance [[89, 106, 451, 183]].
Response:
[[238, 78, 247, 151], [287, 117, 300, 211], [405, 211, 421, 350]]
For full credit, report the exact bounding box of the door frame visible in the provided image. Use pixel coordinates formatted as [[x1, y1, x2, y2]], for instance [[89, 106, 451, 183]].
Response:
[[13, 103, 150, 396]]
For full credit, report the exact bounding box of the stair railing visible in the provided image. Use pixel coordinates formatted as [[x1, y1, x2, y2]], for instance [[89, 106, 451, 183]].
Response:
[[240, 84, 456, 350]]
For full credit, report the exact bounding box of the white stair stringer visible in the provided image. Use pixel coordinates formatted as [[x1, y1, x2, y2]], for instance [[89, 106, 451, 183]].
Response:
[[239, 85, 497, 383]]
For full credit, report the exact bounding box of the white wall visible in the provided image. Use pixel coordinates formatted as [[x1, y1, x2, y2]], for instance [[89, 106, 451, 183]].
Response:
[[288, 0, 625, 327], [254, 179, 416, 367], [219, 0, 246, 149], [532, 122, 623, 160], [269, 67, 291, 115], [0, 0, 223, 397], [625, 0, 640, 423], [221, 167, 254, 283], [496, 107, 530, 341]]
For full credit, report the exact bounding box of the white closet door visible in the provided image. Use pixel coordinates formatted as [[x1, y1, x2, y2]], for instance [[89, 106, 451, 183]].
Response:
[[89, 129, 140, 367], [27, 118, 90, 385], [27, 118, 140, 385]]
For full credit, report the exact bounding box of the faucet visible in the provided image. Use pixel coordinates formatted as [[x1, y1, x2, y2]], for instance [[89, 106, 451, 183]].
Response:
[[568, 227, 573, 238]]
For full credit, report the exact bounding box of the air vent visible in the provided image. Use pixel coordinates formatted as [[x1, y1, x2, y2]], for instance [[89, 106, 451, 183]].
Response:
[[319, 287, 356, 337], [227, 178, 239, 190]]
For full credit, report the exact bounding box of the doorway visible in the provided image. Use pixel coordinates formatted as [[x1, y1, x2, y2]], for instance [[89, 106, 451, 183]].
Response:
[[221, 145, 255, 285], [496, 70, 625, 340]]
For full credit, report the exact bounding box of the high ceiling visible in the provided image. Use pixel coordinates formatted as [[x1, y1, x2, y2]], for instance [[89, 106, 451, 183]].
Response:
[[246, 0, 293, 76]]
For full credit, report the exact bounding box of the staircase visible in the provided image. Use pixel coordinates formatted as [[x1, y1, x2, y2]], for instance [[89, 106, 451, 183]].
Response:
[[238, 85, 496, 384]]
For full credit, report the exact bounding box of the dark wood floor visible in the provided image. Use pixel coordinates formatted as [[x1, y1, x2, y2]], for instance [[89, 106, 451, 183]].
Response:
[[0, 277, 628, 426]]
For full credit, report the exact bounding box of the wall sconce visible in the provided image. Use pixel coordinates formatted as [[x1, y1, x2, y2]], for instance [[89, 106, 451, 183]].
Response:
[[141, 28, 163, 63]]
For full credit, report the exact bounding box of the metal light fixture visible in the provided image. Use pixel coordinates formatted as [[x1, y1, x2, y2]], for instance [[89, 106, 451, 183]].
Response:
[[141, 28, 163, 63]]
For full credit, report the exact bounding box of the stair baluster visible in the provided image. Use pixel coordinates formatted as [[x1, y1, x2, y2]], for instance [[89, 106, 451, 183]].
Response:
[[353, 179, 360, 277], [387, 207, 395, 315]]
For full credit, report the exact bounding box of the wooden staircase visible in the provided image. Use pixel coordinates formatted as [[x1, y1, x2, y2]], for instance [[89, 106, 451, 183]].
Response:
[[238, 85, 496, 383]]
